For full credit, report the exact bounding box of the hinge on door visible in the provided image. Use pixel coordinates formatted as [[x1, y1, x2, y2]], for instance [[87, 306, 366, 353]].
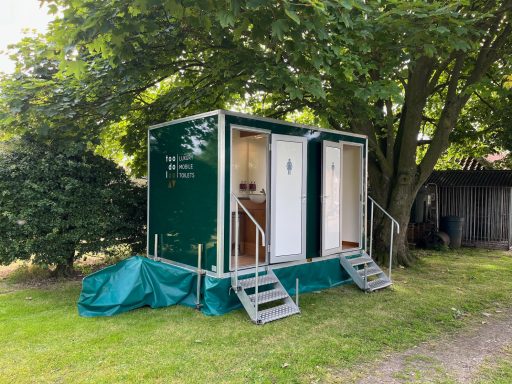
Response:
[[268, 143, 272, 151]]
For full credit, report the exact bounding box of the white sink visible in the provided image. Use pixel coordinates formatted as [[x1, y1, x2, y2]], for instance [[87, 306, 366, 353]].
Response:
[[249, 194, 266, 204]]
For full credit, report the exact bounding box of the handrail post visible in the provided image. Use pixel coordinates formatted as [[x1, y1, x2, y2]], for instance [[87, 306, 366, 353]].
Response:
[[364, 263, 368, 291], [154, 233, 158, 261], [369, 200, 374, 258], [295, 278, 299, 308], [235, 202, 239, 288], [389, 222, 394, 280], [196, 244, 203, 309], [255, 227, 259, 322]]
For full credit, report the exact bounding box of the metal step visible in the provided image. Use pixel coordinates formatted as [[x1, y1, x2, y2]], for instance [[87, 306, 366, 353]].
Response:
[[347, 255, 373, 266], [257, 303, 300, 324], [340, 251, 392, 292], [357, 265, 382, 278], [367, 277, 392, 291], [239, 274, 278, 289], [248, 288, 289, 305]]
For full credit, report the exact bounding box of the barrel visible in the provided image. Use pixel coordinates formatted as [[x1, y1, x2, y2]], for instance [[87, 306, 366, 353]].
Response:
[[440, 216, 464, 248]]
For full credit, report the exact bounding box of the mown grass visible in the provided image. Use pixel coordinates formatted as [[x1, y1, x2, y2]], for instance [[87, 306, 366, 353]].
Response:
[[0, 248, 511, 383]]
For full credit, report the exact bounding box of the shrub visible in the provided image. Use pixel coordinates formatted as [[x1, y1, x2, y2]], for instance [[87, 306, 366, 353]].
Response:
[[0, 136, 145, 275]]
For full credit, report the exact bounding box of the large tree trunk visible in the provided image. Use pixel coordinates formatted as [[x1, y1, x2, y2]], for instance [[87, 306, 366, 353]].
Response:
[[371, 181, 420, 267]]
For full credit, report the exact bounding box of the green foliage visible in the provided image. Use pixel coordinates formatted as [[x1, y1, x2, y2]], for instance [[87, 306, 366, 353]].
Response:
[[0, 136, 145, 271], [1, 0, 511, 263], [0, 1, 508, 174], [6, 0, 502, 174]]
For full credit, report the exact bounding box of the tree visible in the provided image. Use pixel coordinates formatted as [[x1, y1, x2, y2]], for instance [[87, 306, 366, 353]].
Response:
[[0, 136, 145, 275], [2, 0, 512, 265]]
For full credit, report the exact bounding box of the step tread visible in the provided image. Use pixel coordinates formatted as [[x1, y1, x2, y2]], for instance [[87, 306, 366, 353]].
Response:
[[239, 274, 278, 289], [345, 255, 373, 266], [248, 288, 289, 305], [357, 265, 383, 277], [367, 277, 392, 291], [257, 303, 300, 324]]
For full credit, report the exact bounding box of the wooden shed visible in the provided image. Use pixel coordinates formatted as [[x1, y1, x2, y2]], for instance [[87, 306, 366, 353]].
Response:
[[425, 170, 512, 249]]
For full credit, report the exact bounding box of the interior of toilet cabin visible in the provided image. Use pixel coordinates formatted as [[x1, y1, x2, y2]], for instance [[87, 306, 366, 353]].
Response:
[[230, 126, 364, 270], [231, 128, 269, 268]]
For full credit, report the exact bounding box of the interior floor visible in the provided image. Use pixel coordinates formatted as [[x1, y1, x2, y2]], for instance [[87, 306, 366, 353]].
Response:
[[342, 241, 360, 249], [230, 253, 267, 268]]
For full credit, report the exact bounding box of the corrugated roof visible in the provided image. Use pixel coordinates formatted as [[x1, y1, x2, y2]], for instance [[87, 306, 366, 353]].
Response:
[[426, 170, 512, 187]]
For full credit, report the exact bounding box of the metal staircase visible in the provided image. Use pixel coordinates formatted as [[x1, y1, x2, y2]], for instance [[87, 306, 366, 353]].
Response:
[[232, 269, 300, 324], [339, 196, 400, 293], [231, 193, 300, 324], [340, 252, 392, 292]]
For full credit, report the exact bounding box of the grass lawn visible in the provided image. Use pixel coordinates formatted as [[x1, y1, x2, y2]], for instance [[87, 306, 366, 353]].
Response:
[[1, 248, 511, 383]]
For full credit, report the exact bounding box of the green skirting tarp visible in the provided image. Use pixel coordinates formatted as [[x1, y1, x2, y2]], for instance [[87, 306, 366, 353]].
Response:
[[78, 256, 353, 317], [78, 256, 197, 317]]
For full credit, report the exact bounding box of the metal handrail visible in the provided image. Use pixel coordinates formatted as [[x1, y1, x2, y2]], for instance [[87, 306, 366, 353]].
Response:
[[231, 193, 266, 322], [368, 196, 400, 280]]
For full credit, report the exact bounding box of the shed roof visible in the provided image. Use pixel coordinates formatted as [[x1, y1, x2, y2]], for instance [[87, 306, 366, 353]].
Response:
[[426, 170, 512, 187]]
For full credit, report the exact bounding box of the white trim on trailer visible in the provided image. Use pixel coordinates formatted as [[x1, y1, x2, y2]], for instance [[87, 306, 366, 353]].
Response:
[[149, 109, 368, 140], [230, 124, 272, 135], [221, 110, 368, 139], [148, 110, 222, 130], [364, 137, 369, 252], [157, 257, 219, 277], [157, 247, 361, 279], [146, 129, 151, 258], [225, 248, 362, 279], [217, 110, 225, 277]]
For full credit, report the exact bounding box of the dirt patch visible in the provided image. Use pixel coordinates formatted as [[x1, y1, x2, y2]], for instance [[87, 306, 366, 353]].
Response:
[[0, 262, 21, 280], [0, 257, 109, 291], [333, 307, 512, 384]]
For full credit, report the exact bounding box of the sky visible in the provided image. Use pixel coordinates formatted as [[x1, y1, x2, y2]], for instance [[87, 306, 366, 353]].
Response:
[[0, 0, 54, 74]]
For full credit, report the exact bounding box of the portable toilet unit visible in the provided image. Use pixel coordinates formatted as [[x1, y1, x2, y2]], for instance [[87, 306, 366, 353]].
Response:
[[147, 110, 391, 324]]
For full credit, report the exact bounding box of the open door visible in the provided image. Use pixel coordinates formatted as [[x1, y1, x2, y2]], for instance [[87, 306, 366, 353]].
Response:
[[341, 143, 363, 250], [321, 141, 343, 256], [270, 134, 307, 263]]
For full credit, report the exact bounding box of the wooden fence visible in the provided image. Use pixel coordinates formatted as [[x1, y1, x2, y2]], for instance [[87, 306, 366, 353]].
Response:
[[438, 186, 512, 249]]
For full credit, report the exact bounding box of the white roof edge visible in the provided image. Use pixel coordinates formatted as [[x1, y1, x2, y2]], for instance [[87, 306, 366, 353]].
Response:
[[148, 110, 222, 130], [222, 110, 367, 139], [148, 109, 367, 140]]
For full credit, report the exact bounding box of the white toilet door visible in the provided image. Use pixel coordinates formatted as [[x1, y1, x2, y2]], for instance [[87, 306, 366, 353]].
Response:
[[321, 141, 343, 256], [270, 134, 307, 263]]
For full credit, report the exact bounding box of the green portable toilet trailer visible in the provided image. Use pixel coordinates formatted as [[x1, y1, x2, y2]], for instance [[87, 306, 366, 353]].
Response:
[[147, 110, 392, 324]]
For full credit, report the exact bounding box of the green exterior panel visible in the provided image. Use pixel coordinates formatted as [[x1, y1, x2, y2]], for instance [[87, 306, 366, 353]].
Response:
[[148, 115, 219, 271], [223, 113, 367, 273]]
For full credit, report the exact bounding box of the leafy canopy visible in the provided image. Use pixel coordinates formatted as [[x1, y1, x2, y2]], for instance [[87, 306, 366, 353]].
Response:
[[3, 0, 509, 174]]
